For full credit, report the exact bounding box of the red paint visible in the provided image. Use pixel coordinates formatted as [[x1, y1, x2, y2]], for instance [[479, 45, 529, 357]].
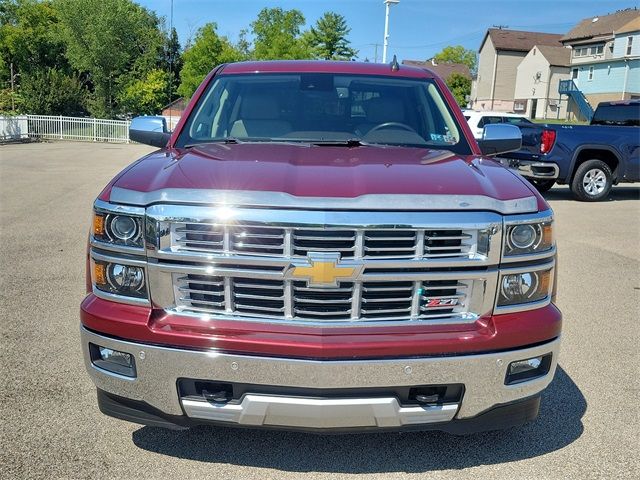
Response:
[[81, 294, 561, 359], [112, 144, 537, 204]]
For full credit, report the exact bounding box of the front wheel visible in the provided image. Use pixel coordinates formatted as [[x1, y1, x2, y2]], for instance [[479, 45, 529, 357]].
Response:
[[570, 159, 613, 201], [529, 179, 555, 193]]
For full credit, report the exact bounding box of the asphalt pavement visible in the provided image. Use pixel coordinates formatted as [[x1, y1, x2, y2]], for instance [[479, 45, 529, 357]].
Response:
[[1, 142, 638, 479]]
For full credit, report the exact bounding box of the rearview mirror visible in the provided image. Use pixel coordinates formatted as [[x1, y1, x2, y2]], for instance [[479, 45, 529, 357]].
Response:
[[129, 116, 171, 148], [477, 123, 522, 156]]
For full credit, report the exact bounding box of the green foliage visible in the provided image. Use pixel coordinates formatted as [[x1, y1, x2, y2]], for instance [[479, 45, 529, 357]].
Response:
[[433, 45, 477, 73], [251, 7, 313, 60], [0, 0, 69, 83], [118, 69, 170, 115], [307, 12, 357, 60], [19, 67, 86, 114], [56, 0, 165, 117], [164, 27, 183, 98], [177, 23, 244, 99], [446, 73, 471, 108]]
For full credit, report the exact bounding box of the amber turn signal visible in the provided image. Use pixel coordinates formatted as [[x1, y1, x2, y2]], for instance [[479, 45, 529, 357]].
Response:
[[93, 213, 105, 237], [92, 261, 107, 286]]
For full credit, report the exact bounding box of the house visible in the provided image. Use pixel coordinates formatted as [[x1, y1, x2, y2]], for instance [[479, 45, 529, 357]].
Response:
[[472, 29, 564, 112], [402, 59, 471, 80], [514, 45, 571, 120], [560, 8, 640, 121], [161, 98, 187, 118]]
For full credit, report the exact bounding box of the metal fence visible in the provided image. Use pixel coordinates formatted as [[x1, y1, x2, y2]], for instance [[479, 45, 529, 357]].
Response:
[[24, 115, 131, 143], [1, 114, 180, 144]]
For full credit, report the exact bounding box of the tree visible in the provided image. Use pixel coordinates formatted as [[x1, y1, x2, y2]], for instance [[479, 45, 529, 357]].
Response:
[[56, 0, 165, 117], [118, 69, 171, 115], [177, 23, 244, 99], [0, 0, 70, 83], [251, 7, 313, 60], [307, 12, 357, 60], [433, 45, 477, 74], [446, 73, 471, 108], [19, 67, 86, 114], [163, 27, 182, 99]]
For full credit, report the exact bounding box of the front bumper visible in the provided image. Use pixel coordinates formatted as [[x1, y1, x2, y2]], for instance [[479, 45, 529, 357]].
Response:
[[498, 158, 560, 180], [82, 327, 560, 432]]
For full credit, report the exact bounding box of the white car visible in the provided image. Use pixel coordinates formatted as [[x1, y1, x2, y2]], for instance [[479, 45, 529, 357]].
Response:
[[463, 111, 533, 139]]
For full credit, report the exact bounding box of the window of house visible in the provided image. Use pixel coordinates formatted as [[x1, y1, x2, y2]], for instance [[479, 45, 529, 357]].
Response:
[[513, 100, 527, 112], [572, 68, 578, 80], [590, 45, 604, 55], [588, 66, 594, 81], [627, 36, 633, 56]]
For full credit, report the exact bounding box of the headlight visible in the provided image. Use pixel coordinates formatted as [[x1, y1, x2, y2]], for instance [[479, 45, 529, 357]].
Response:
[[93, 211, 143, 248], [497, 268, 552, 307], [91, 259, 147, 299], [504, 221, 553, 256]]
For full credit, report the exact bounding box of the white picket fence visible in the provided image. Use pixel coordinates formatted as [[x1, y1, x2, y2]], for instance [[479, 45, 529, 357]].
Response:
[[0, 115, 132, 143]]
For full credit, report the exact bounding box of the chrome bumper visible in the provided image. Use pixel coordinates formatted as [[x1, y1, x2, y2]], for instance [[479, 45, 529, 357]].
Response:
[[82, 327, 560, 430], [499, 159, 560, 180]]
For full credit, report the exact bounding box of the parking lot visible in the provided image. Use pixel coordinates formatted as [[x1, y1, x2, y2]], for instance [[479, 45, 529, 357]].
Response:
[[1, 142, 638, 479]]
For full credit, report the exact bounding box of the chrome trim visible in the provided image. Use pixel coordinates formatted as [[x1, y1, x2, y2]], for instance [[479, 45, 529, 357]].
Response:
[[94, 198, 145, 217], [110, 187, 539, 214], [181, 395, 459, 429], [90, 250, 148, 268], [81, 327, 561, 421], [90, 237, 145, 256], [504, 160, 560, 180], [494, 260, 555, 314], [91, 288, 151, 307]]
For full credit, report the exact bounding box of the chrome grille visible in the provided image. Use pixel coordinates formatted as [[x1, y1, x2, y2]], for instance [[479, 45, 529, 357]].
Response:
[[172, 223, 478, 260], [174, 275, 475, 322], [152, 206, 503, 325]]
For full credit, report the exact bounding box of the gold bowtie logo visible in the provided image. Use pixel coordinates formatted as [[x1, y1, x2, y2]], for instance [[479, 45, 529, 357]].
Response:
[[288, 253, 362, 287]]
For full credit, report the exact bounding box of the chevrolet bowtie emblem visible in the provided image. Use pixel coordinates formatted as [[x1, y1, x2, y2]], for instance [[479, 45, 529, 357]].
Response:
[[287, 253, 363, 287]]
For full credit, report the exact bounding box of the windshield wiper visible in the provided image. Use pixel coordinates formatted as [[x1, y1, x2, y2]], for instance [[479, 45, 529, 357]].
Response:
[[309, 138, 369, 147]]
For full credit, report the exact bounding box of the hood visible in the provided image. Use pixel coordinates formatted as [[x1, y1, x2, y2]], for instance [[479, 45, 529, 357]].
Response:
[[110, 143, 538, 205]]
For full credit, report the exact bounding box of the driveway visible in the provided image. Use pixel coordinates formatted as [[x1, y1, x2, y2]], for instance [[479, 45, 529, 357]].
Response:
[[1, 142, 638, 479]]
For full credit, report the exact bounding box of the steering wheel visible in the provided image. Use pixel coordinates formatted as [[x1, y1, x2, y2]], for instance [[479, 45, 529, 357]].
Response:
[[367, 122, 417, 134]]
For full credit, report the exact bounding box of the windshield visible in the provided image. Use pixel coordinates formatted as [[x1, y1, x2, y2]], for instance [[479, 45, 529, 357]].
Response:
[[176, 73, 470, 153]]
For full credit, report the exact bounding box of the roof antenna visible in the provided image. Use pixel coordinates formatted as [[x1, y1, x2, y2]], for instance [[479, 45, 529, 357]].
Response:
[[390, 54, 399, 71]]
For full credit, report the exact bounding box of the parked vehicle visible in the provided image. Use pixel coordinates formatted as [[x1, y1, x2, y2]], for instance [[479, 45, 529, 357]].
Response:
[[82, 61, 561, 434], [497, 100, 640, 201], [463, 110, 533, 139]]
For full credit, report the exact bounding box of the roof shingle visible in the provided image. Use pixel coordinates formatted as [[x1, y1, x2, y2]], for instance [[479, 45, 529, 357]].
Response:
[[482, 29, 563, 52], [561, 9, 640, 42], [535, 45, 572, 67]]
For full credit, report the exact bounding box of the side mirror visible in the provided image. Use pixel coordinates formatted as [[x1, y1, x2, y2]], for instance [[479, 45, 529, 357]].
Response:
[[129, 116, 171, 148], [477, 123, 522, 156]]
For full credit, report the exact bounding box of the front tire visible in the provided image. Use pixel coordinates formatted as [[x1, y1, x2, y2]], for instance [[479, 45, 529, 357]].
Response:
[[529, 179, 555, 193], [571, 159, 612, 201]]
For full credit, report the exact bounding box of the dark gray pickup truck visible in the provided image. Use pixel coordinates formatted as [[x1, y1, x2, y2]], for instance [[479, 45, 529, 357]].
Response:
[[498, 100, 640, 201]]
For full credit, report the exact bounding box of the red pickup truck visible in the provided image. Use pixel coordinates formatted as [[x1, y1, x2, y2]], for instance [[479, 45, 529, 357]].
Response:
[[81, 60, 561, 434]]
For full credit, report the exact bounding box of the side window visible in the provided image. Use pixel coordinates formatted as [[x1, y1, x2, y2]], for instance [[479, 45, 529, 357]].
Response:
[[476, 117, 485, 128]]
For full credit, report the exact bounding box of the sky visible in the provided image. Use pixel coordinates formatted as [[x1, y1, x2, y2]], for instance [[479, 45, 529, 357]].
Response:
[[137, 0, 638, 62]]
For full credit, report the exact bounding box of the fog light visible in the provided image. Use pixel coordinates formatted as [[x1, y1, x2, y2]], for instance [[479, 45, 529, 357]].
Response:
[[505, 353, 552, 385], [89, 343, 136, 377]]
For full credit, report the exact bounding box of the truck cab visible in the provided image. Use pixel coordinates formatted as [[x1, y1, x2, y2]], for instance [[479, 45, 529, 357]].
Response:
[[81, 61, 561, 434]]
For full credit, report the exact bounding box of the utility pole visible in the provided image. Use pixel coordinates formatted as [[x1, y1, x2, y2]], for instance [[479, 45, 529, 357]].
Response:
[[382, 0, 399, 63], [10, 62, 15, 112]]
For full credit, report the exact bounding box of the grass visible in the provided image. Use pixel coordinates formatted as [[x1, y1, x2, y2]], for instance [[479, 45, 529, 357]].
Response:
[[531, 118, 588, 125]]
